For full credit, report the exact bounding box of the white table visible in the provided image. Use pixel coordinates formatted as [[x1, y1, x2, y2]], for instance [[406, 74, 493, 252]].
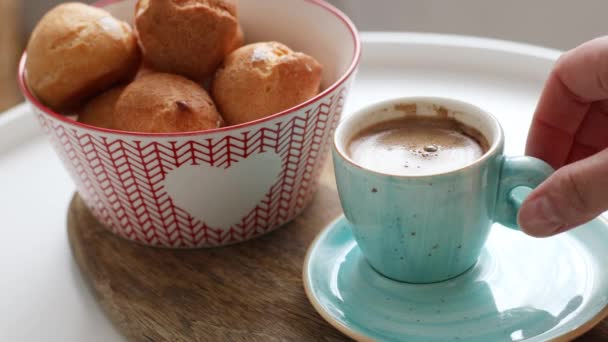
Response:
[[0, 32, 562, 341], [0, 103, 123, 341]]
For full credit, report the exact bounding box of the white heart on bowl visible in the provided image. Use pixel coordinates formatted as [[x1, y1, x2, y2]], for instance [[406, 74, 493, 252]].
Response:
[[163, 152, 283, 230]]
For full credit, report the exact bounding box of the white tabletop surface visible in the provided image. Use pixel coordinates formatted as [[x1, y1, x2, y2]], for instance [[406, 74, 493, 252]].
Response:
[[0, 33, 562, 341], [0, 104, 124, 341]]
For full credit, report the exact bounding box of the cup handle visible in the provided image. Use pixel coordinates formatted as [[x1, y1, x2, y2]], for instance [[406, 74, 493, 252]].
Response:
[[494, 156, 554, 229]]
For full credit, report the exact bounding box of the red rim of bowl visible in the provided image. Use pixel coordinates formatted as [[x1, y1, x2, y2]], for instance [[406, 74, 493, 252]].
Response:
[[18, 0, 361, 138]]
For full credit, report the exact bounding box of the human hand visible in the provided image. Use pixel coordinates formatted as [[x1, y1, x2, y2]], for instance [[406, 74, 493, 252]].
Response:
[[519, 37, 608, 237]]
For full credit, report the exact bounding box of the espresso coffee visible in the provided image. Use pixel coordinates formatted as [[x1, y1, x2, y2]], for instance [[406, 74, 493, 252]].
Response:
[[347, 116, 489, 176]]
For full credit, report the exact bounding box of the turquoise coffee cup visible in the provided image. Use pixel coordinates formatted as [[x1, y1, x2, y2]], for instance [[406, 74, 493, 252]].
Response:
[[333, 97, 554, 283]]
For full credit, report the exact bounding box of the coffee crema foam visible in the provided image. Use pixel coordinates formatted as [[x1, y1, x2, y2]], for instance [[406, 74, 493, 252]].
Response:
[[347, 116, 489, 176]]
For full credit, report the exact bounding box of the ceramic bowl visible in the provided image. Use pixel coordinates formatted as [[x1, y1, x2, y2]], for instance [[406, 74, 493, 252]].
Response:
[[18, 0, 360, 248]]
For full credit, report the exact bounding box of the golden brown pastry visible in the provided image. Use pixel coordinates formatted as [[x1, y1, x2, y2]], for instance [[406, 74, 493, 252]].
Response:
[[77, 86, 125, 129], [25, 3, 140, 111], [212, 42, 323, 125], [114, 73, 224, 133], [135, 0, 239, 82]]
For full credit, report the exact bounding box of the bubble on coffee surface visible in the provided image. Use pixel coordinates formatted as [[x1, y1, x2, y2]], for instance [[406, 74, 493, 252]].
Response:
[[423, 144, 438, 153]]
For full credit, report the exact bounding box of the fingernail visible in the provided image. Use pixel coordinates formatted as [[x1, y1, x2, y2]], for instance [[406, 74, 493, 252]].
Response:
[[518, 196, 563, 237]]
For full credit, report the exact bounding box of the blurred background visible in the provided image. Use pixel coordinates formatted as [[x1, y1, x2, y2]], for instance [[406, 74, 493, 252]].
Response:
[[1, 0, 606, 113]]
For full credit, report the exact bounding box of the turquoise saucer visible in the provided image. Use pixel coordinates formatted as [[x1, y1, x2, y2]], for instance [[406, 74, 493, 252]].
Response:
[[303, 216, 608, 341]]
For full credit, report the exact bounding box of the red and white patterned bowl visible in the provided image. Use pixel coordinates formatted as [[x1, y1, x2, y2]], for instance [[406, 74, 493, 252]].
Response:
[[18, 0, 360, 248]]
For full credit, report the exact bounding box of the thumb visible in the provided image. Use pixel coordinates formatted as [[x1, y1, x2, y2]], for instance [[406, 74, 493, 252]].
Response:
[[518, 148, 608, 237]]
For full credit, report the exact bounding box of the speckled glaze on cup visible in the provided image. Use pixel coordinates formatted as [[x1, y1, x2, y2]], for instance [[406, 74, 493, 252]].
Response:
[[333, 97, 553, 283]]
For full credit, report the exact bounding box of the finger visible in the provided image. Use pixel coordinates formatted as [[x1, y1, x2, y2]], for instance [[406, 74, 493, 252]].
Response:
[[518, 147, 608, 237], [565, 101, 608, 163], [566, 143, 598, 164], [526, 36, 608, 167], [570, 100, 608, 153], [526, 112, 577, 169]]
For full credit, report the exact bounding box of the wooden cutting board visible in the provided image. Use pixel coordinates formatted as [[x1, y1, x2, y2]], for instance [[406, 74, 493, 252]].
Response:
[[68, 159, 349, 341], [68, 160, 607, 341]]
